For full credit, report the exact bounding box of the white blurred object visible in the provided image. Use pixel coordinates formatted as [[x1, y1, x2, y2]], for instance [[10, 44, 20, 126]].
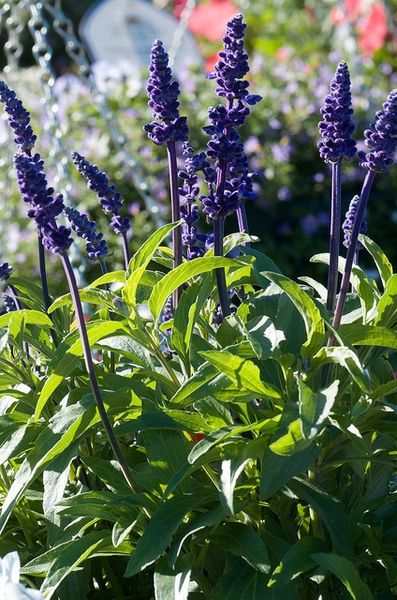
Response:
[[80, 0, 202, 75], [0, 552, 43, 600]]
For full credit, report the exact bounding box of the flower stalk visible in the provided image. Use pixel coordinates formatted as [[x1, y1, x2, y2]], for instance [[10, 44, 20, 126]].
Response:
[[326, 160, 342, 311], [166, 141, 183, 305], [60, 251, 136, 491]]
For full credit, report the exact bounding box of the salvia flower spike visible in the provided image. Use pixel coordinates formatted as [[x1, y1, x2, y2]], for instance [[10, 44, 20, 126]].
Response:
[[0, 81, 36, 153], [65, 206, 108, 263], [342, 195, 367, 251], [318, 61, 356, 312], [14, 153, 72, 254], [0, 81, 51, 310], [360, 88, 397, 173], [206, 13, 261, 234], [72, 152, 130, 268], [318, 61, 356, 164], [144, 40, 188, 146], [144, 39, 188, 307], [332, 89, 397, 339]]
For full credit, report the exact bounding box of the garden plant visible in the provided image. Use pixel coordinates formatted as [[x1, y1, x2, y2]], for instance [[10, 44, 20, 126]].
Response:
[[1, 12, 397, 600]]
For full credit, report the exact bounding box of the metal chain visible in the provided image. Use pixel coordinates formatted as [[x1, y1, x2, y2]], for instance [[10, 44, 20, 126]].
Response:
[[4, 0, 26, 72], [43, 0, 163, 225], [168, 0, 196, 68], [0, 2, 22, 255], [27, 1, 85, 284]]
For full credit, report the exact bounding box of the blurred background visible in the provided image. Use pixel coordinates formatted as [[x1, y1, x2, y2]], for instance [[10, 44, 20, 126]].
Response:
[[1, 0, 397, 291]]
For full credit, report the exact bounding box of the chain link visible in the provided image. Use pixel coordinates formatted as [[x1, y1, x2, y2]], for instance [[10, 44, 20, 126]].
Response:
[[27, 1, 85, 283], [43, 0, 163, 225]]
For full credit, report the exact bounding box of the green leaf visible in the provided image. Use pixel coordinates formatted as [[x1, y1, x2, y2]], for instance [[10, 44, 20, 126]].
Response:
[[246, 316, 286, 360], [287, 478, 352, 556], [128, 221, 180, 274], [213, 522, 271, 574], [311, 253, 378, 317], [171, 275, 213, 364], [260, 444, 319, 499], [170, 362, 230, 406], [148, 256, 238, 320], [269, 419, 310, 456], [220, 457, 250, 516], [269, 536, 327, 589], [169, 505, 226, 567], [35, 321, 128, 419], [123, 222, 180, 309], [154, 559, 191, 600], [87, 270, 125, 288], [375, 274, 397, 326], [298, 379, 339, 440], [340, 323, 397, 351], [311, 553, 374, 600], [48, 289, 114, 313], [188, 417, 280, 464], [312, 345, 371, 392], [40, 531, 109, 599], [0, 309, 53, 329], [262, 272, 325, 357], [0, 398, 98, 535], [359, 234, 393, 288], [200, 350, 281, 399], [125, 494, 206, 577], [213, 557, 276, 600]]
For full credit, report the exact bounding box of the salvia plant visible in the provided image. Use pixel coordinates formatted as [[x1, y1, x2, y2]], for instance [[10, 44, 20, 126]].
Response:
[[2, 14, 397, 600]]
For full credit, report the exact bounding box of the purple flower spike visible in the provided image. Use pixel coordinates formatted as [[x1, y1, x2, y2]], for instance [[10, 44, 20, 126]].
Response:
[[0, 262, 13, 281], [0, 81, 36, 153], [360, 89, 397, 173], [65, 206, 108, 260], [342, 195, 367, 249], [14, 152, 72, 254], [318, 61, 356, 163], [208, 14, 261, 108], [144, 40, 188, 145], [72, 152, 131, 237]]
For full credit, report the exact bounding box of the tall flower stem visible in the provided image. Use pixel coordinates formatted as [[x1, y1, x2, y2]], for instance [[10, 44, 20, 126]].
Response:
[[214, 217, 230, 319], [326, 160, 342, 312], [213, 157, 231, 319], [166, 141, 183, 307], [329, 170, 375, 345], [37, 231, 51, 310], [121, 232, 130, 270], [60, 251, 136, 491]]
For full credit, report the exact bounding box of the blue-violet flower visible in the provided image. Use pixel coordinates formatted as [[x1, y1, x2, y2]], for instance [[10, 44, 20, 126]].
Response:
[[360, 89, 397, 172], [0, 81, 36, 153], [64, 207, 108, 260], [342, 195, 367, 249], [144, 40, 188, 146], [318, 61, 356, 163], [72, 152, 131, 235], [14, 152, 72, 253]]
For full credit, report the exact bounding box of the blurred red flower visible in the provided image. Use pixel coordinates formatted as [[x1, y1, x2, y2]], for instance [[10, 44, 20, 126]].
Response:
[[187, 0, 238, 42], [358, 2, 388, 56]]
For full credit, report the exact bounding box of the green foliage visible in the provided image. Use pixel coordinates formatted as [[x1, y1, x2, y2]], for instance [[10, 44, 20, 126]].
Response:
[[2, 230, 397, 599]]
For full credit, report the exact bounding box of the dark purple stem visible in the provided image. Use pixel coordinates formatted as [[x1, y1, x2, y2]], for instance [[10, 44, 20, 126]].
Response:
[[121, 231, 130, 271], [38, 228, 51, 311], [214, 217, 230, 319], [166, 141, 183, 307], [326, 160, 342, 312], [329, 170, 376, 344], [60, 251, 136, 491]]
